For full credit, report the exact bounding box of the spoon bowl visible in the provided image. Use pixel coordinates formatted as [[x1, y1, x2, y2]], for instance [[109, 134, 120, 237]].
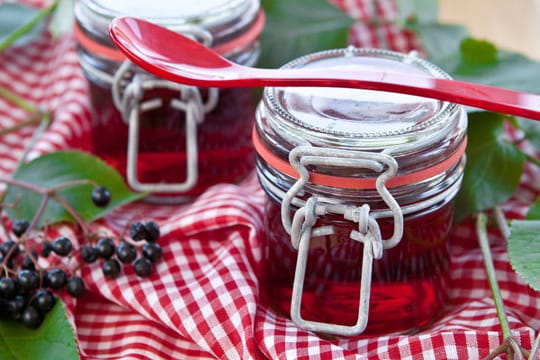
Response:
[[110, 16, 540, 121]]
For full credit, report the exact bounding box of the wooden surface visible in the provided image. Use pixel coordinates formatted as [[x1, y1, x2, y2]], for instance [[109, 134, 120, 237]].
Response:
[[438, 0, 540, 60]]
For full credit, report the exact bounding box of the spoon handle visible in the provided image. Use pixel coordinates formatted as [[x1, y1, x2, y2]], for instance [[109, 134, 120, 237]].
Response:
[[218, 67, 540, 121]]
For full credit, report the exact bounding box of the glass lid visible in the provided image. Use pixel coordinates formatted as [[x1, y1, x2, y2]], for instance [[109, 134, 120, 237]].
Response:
[[84, 0, 252, 25], [76, 0, 259, 39], [263, 48, 457, 148]]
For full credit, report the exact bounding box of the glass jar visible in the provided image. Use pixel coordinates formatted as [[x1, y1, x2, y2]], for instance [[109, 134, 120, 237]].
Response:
[[74, 0, 264, 202], [254, 47, 468, 337]]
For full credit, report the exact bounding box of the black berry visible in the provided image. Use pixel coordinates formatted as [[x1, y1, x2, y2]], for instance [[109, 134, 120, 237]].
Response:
[[144, 221, 160, 242], [12, 220, 30, 237], [102, 258, 121, 279], [16, 270, 39, 292], [96, 237, 115, 259], [133, 258, 153, 277], [91, 186, 111, 207], [32, 289, 56, 313], [142, 242, 162, 262], [129, 222, 147, 241], [66, 277, 85, 297], [21, 251, 38, 271], [41, 243, 53, 258], [46, 268, 67, 290], [7, 295, 26, 317], [51, 236, 72, 256], [0, 277, 16, 299], [116, 242, 137, 263], [20, 305, 43, 329], [0, 240, 19, 257], [81, 245, 98, 263]]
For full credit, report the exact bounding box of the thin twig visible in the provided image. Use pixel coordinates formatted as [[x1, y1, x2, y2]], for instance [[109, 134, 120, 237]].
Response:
[[494, 206, 511, 239], [476, 212, 512, 338], [0, 110, 43, 136], [529, 332, 540, 360], [17, 111, 51, 169], [24, 194, 49, 239], [51, 194, 91, 236], [477, 213, 531, 359]]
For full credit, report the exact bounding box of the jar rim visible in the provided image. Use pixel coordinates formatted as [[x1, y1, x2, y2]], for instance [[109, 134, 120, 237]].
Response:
[[262, 47, 460, 149]]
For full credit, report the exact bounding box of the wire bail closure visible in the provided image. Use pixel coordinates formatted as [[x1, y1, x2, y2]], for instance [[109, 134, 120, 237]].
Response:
[[112, 60, 219, 193], [282, 146, 404, 336]]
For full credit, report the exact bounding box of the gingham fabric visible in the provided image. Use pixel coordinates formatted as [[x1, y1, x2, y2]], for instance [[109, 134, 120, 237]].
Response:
[[1, 1, 539, 359]]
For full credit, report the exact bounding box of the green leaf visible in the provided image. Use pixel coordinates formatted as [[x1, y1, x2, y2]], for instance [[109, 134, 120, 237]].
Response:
[[405, 22, 469, 68], [258, 0, 353, 68], [396, 0, 438, 24], [0, 301, 79, 360], [49, 0, 75, 39], [459, 38, 498, 65], [527, 197, 540, 220], [454, 112, 526, 222], [507, 220, 540, 291], [4, 151, 144, 227]]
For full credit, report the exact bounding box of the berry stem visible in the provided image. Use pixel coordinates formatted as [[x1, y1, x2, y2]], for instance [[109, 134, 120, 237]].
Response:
[[0, 176, 47, 194], [47, 179, 98, 193], [51, 193, 90, 236], [0, 176, 94, 235], [24, 194, 50, 239]]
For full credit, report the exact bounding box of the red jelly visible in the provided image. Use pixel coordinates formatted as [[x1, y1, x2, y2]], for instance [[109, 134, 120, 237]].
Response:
[[74, 0, 264, 202], [254, 48, 468, 336]]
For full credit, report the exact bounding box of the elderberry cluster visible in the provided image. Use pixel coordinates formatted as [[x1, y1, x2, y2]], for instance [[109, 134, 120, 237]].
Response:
[[0, 230, 85, 329], [0, 185, 163, 329], [81, 220, 162, 278]]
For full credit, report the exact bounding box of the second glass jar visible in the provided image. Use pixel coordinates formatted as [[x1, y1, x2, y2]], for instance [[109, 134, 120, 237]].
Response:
[[74, 0, 264, 202]]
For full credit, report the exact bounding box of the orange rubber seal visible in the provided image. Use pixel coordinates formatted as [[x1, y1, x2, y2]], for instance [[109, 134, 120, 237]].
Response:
[[252, 127, 467, 190], [74, 10, 265, 62]]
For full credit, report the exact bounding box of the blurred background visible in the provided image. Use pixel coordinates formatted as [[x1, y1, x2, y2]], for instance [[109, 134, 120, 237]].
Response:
[[439, 0, 540, 60]]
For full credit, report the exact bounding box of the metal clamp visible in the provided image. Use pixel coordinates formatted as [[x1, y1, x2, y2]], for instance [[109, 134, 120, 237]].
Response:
[[282, 146, 404, 336], [112, 61, 219, 193], [122, 74, 204, 193]]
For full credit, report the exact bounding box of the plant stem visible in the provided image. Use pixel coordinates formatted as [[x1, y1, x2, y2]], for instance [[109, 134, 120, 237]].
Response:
[[494, 206, 511, 239], [17, 111, 51, 169], [0, 0, 60, 52], [476, 212, 512, 339], [523, 152, 540, 168], [51, 194, 90, 236], [529, 332, 540, 360], [0, 175, 91, 235], [48, 179, 98, 193], [0, 111, 43, 136], [0, 87, 36, 113], [25, 194, 50, 239]]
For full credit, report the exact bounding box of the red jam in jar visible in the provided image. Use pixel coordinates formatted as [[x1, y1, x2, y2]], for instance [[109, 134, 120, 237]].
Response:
[[74, 0, 264, 202], [254, 48, 468, 336]]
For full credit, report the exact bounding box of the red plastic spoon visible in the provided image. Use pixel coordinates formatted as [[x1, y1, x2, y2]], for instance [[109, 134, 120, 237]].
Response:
[[109, 16, 540, 121]]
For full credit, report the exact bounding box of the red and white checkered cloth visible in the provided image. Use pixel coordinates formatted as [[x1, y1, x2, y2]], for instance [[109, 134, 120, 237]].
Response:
[[1, 1, 539, 359]]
